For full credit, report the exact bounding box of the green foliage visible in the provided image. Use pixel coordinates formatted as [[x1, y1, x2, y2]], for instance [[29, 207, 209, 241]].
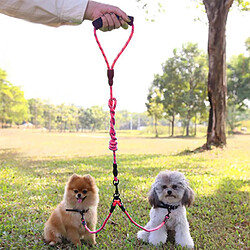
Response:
[[135, 0, 164, 21], [227, 43, 250, 108], [146, 87, 164, 137], [79, 106, 108, 131], [28, 98, 45, 127], [27, 100, 110, 131], [147, 43, 208, 137], [234, 0, 250, 11], [0, 69, 28, 127], [227, 38, 250, 132], [43, 103, 57, 131], [10, 86, 29, 124], [90, 106, 109, 131], [177, 43, 208, 136]]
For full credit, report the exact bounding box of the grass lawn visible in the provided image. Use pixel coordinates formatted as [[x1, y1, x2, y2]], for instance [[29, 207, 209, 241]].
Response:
[[0, 129, 249, 249]]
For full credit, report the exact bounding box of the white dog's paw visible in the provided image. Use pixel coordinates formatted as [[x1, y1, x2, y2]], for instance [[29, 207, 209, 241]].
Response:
[[186, 244, 194, 249], [148, 238, 165, 246], [175, 228, 194, 249], [176, 238, 194, 249], [49, 241, 56, 246], [177, 243, 194, 249], [137, 230, 149, 242], [148, 231, 167, 246]]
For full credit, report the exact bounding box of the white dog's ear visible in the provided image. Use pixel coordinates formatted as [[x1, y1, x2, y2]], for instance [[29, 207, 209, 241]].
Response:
[[148, 188, 160, 208], [182, 186, 195, 207]]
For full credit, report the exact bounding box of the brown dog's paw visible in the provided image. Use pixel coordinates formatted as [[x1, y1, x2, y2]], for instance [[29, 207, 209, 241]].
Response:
[[49, 241, 56, 246]]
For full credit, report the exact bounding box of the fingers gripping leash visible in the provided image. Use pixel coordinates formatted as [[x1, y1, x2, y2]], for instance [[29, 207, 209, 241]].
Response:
[[67, 17, 169, 235]]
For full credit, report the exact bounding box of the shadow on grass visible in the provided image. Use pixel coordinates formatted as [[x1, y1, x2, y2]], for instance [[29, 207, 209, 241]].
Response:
[[0, 148, 23, 160], [0, 148, 162, 179], [0, 147, 215, 184], [174, 145, 211, 156]]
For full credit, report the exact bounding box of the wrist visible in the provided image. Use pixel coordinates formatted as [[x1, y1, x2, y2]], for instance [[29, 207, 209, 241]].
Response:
[[84, 1, 98, 21]]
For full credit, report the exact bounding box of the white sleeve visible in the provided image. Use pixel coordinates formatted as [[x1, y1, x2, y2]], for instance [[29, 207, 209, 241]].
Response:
[[0, 0, 89, 27]]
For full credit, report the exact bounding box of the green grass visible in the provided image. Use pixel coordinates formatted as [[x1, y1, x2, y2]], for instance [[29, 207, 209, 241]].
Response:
[[0, 130, 249, 249]]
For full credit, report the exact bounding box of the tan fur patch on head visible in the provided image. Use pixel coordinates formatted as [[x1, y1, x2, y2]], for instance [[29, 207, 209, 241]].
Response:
[[67, 174, 97, 193]]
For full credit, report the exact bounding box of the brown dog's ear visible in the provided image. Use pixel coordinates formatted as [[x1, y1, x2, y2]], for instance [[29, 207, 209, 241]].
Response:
[[148, 188, 160, 208], [182, 186, 195, 207], [84, 174, 95, 184], [84, 174, 92, 180], [84, 174, 98, 192], [69, 173, 79, 181]]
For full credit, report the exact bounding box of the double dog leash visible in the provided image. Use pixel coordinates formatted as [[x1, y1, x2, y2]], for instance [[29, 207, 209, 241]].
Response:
[[66, 15, 170, 234]]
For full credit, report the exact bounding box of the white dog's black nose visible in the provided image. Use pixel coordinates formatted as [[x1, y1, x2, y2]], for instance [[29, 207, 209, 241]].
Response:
[[167, 190, 172, 195]]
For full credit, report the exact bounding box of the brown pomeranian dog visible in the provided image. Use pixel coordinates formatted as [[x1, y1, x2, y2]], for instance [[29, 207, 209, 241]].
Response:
[[44, 174, 99, 247]]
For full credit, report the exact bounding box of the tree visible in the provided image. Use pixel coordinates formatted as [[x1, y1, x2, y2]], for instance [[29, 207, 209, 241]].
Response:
[[43, 103, 57, 131], [89, 105, 107, 130], [67, 104, 79, 132], [9, 85, 29, 125], [177, 43, 208, 136], [78, 106, 107, 131], [78, 107, 93, 130], [116, 110, 129, 129], [227, 40, 250, 109], [0, 71, 13, 127], [28, 98, 45, 128], [202, 0, 249, 147], [156, 58, 183, 137], [202, 0, 234, 147], [151, 43, 207, 137], [56, 103, 71, 132], [0, 69, 28, 127], [146, 87, 164, 137]]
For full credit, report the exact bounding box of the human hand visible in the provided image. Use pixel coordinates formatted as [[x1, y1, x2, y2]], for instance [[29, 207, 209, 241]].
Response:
[[84, 1, 130, 31]]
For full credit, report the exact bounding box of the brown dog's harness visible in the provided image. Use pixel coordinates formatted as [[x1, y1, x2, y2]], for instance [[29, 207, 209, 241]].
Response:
[[66, 208, 89, 218]]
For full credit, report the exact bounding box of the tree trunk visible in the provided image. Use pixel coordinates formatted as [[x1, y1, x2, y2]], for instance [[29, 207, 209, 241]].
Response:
[[154, 116, 159, 137], [34, 104, 38, 128], [186, 110, 191, 136], [186, 122, 189, 136], [203, 0, 233, 148], [171, 113, 175, 137], [48, 111, 51, 132], [194, 113, 197, 136]]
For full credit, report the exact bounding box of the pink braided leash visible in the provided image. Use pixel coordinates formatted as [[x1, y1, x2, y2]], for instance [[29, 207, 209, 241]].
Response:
[[93, 24, 134, 166]]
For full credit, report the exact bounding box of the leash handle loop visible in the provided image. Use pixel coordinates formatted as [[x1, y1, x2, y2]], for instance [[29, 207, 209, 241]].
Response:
[[93, 20, 134, 171], [93, 22, 134, 70]]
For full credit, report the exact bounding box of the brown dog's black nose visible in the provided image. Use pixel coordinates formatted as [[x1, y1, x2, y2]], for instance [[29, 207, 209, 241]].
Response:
[[167, 190, 172, 195], [77, 193, 81, 198]]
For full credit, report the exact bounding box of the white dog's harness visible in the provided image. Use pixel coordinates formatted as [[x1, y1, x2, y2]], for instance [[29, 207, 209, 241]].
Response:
[[155, 202, 180, 222], [157, 202, 179, 211], [156, 202, 179, 219]]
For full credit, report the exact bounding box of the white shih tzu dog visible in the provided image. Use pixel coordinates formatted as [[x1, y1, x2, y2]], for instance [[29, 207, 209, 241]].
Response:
[[137, 170, 195, 248]]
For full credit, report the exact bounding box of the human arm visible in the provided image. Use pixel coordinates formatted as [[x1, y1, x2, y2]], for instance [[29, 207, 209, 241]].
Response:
[[0, 0, 88, 27], [0, 0, 130, 30]]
